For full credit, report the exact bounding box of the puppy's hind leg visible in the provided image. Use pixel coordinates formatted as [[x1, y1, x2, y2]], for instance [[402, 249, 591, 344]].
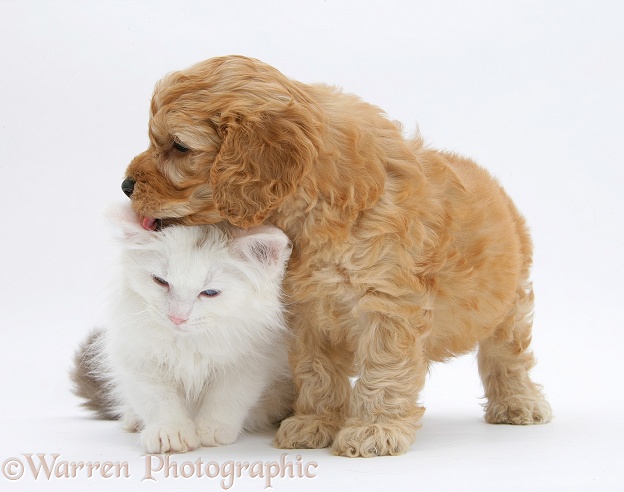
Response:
[[478, 282, 552, 425]]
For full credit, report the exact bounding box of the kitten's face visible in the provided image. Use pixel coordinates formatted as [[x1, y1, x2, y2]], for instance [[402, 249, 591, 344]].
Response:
[[111, 204, 291, 336], [131, 226, 244, 333]]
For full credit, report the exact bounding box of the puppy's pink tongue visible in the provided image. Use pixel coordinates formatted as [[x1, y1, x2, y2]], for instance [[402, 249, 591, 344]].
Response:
[[141, 217, 158, 231]]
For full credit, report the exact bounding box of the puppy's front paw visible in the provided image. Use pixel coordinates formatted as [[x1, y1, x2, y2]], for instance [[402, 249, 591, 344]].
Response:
[[141, 422, 200, 454], [485, 396, 552, 425], [196, 421, 241, 447], [332, 422, 416, 457], [273, 414, 341, 449]]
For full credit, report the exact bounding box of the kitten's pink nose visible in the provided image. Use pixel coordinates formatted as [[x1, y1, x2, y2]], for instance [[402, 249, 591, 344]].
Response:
[[168, 315, 187, 326]]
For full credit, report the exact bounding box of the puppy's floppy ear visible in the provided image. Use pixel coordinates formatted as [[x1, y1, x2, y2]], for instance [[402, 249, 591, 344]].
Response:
[[210, 110, 318, 228]]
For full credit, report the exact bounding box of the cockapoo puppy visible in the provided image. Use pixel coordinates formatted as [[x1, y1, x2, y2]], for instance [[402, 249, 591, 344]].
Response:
[[122, 55, 551, 457]]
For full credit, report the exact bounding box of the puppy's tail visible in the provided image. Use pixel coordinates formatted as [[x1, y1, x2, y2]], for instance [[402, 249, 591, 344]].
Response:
[[70, 328, 120, 420]]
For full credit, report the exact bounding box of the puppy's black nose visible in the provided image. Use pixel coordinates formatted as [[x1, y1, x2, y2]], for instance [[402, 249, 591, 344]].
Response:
[[121, 178, 135, 197]]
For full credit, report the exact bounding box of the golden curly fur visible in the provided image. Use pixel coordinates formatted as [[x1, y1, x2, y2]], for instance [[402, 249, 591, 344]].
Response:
[[123, 55, 551, 457]]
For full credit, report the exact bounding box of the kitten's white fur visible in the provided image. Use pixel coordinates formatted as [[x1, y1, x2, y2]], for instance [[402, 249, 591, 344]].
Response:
[[80, 204, 293, 453]]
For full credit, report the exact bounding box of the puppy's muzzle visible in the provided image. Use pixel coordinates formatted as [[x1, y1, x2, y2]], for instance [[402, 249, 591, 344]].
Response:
[[121, 178, 135, 197]]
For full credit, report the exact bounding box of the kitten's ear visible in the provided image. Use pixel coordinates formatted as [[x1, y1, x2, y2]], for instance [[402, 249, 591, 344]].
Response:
[[229, 226, 292, 274], [105, 202, 154, 245]]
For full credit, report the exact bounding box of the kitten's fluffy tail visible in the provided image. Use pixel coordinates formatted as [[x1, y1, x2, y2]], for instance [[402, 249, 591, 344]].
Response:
[[71, 328, 120, 420]]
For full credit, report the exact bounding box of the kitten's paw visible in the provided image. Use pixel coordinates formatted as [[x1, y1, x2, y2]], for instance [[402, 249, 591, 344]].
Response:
[[196, 421, 241, 447], [141, 422, 200, 454], [273, 414, 341, 449], [121, 411, 142, 433], [332, 421, 416, 457], [485, 396, 552, 425]]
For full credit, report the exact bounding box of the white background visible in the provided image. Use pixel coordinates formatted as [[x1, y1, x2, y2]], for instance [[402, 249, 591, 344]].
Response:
[[1, 0, 623, 490]]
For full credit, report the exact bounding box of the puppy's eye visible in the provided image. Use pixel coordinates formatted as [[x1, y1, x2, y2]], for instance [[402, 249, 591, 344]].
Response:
[[152, 276, 169, 288], [172, 140, 190, 153], [200, 289, 221, 298]]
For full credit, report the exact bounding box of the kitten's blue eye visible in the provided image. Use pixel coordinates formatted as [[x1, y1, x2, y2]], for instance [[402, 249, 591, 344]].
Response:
[[201, 289, 220, 298], [152, 276, 169, 288]]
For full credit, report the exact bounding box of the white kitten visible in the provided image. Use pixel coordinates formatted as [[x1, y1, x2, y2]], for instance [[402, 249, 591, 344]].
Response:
[[72, 204, 294, 453]]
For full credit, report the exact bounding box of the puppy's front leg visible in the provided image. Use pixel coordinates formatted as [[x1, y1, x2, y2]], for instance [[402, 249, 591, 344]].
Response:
[[274, 302, 353, 449], [332, 300, 429, 457]]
